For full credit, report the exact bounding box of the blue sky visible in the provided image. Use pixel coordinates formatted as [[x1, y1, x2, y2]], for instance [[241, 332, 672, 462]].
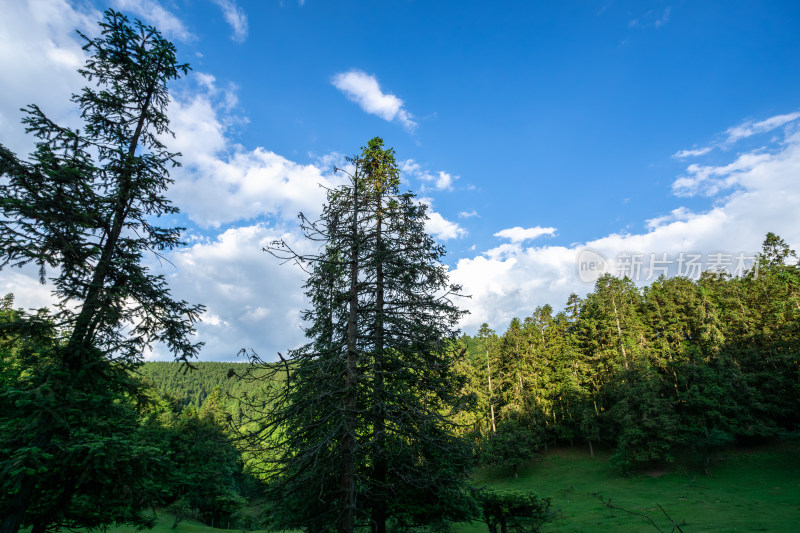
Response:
[[2, 0, 800, 360]]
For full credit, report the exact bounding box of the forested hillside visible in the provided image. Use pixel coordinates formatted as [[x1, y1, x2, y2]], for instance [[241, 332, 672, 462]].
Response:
[[137, 362, 256, 407], [457, 232, 800, 473], [140, 231, 800, 480]]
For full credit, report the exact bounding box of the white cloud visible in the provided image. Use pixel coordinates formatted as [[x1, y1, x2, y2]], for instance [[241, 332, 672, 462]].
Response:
[[112, 0, 195, 42], [210, 0, 248, 43], [644, 206, 693, 229], [724, 112, 800, 143], [155, 223, 311, 361], [629, 7, 671, 29], [418, 198, 467, 241], [331, 70, 417, 132], [401, 159, 459, 191], [166, 75, 345, 227], [672, 151, 773, 197], [0, 0, 98, 154], [427, 211, 467, 241], [494, 226, 556, 243], [673, 111, 800, 159], [431, 171, 455, 191], [673, 146, 712, 159], [452, 125, 800, 334], [458, 210, 479, 219], [0, 265, 57, 311]]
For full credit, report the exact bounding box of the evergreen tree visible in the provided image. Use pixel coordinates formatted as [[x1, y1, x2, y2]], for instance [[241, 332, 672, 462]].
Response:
[[0, 11, 202, 532], [476, 323, 500, 434], [240, 138, 472, 532]]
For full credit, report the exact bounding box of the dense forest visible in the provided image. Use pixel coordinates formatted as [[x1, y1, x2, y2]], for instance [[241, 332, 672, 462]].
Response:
[[455, 232, 800, 475], [1, 8, 799, 533], [127, 230, 800, 527], [137, 361, 262, 408], [136, 230, 800, 480]]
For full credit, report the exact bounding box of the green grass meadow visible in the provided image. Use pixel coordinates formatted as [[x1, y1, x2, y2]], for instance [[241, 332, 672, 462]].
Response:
[[98, 514, 269, 533], [464, 440, 800, 533], [101, 441, 799, 533]]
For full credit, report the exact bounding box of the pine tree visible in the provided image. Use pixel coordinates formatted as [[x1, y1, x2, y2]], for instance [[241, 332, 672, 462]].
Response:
[[0, 11, 202, 532], [476, 323, 499, 434], [240, 138, 473, 532]]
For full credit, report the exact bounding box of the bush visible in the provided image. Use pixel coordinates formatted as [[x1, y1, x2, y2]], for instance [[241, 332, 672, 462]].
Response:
[[474, 488, 552, 533]]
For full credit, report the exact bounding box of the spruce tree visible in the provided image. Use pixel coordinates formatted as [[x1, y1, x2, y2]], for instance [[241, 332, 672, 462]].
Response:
[[240, 138, 473, 532], [0, 11, 202, 532]]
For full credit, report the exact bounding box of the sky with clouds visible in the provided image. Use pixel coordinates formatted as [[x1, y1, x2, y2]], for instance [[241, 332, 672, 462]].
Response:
[[2, 0, 800, 361]]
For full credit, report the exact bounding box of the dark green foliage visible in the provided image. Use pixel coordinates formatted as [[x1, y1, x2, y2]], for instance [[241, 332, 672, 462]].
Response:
[[164, 407, 247, 526], [135, 385, 259, 529], [0, 299, 161, 531], [474, 488, 552, 533], [240, 138, 473, 532], [480, 419, 536, 478], [0, 10, 201, 533], [460, 233, 800, 474], [607, 366, 681, 473]]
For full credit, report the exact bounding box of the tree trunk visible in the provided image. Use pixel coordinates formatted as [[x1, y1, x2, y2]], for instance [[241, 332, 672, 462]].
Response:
[[487, 348, 496, 433], [371, 197, 387, 533], [340, 168, 360, 533], [611, 295, 628, 370], [65, 83, 155, 366], [0, 478, 36, 533]]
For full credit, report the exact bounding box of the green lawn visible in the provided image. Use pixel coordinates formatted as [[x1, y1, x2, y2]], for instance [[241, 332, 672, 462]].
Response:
[[100, 441, 799, 533], [463, 440, 800, 533], [103, 513, 271, 533]]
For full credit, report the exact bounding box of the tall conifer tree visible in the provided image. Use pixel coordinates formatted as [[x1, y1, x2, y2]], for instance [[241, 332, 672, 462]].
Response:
[[0, 11, 201, 532], [242, 138, 472, 532]]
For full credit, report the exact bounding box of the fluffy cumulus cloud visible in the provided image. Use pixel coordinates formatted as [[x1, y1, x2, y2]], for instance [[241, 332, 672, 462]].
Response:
[[210, 0, 248, 43], [166, 74, 346, 227], [0, 0, 98, 154], [418, 198, 467, 241], [154, 224, 312, 361], [494, 226, 556, 243], [331, 70, 417, 132], [452, 117, 800, 333]]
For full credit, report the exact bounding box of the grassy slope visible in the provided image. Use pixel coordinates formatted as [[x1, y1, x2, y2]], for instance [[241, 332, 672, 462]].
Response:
[[463, 441, 800, 533], [103, 513, 270, 533], [101, 441, 799, 533]]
